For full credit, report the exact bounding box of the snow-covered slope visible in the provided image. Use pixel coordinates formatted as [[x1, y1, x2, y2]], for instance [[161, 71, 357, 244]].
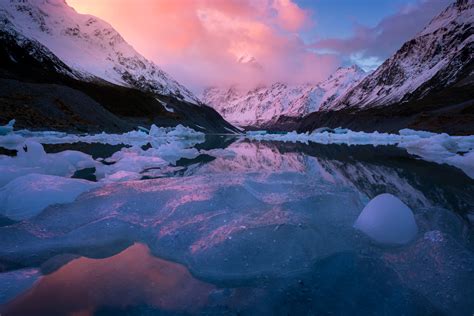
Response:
[[334, 0, 473, 110], [202, 66, 366, 126], [0, 0, 198, 103]]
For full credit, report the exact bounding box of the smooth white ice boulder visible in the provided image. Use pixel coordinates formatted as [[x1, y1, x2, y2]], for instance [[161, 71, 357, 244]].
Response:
[[0, 174, 98, 220], [354, 193, 418, 245]]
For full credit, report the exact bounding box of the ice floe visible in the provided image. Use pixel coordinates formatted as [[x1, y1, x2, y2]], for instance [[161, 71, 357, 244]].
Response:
[[0, 124, 204, 147], [0, 124, 206, 187], [0, 174, 98, 220], [246, 129, 474, 178], [354, 193, 418, 245]]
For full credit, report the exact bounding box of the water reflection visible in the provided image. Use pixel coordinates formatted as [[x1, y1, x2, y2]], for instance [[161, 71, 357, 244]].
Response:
[[0, 138, 473, 315], [2, 243, 214, 316]]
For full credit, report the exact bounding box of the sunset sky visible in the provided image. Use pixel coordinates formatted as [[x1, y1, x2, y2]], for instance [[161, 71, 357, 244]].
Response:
[[66, 0, 451, 92]]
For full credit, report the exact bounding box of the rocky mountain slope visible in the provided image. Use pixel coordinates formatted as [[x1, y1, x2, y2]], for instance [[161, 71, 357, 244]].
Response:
[[298, 0, 474, 135], [0, 0, 237, 133], [202, 66, 366, 127], [0, 0, 197, 102], [331, 0, 473, 110]]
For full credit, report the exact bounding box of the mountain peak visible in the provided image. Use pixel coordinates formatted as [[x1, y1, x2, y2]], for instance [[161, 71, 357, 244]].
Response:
[[332, 65, 365, 76], [237, 54, 263, 70], [419, 0, 473, 36], [202, 66, 367, 126]]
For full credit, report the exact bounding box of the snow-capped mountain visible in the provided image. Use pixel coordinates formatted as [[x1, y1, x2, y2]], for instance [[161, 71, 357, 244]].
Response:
[[334, 0, 473, 110], [0, 0, 198, 103], [202, 66, 366, 126]]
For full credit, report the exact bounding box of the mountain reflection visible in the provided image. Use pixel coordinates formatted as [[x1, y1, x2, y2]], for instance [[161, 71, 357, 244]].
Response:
[[3, 243, 214, 316]]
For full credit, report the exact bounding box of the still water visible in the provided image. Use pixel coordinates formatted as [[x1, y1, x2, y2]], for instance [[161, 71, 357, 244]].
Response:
[[1, 136, 473, 315]]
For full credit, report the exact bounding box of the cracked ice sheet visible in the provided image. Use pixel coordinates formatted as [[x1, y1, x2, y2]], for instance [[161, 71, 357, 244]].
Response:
[[0, 171, 366, 280]]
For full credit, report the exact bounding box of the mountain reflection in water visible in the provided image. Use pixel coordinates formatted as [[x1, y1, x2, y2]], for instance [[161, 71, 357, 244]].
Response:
[[2, 243, 214, 316], [0, 137, 473, 315]]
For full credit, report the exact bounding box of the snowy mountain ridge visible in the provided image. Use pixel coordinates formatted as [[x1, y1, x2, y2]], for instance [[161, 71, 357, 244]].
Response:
[[333, 0, 474, 110], [202, 65, 366, 126], [0, 0, 199, 103]]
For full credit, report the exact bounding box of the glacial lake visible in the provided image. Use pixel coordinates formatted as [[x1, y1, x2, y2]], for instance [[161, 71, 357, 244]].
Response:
[[0, 134, 473, 315]]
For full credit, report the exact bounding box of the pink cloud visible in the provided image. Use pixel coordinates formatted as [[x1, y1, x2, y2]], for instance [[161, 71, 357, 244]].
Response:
[[311, 0, 451, 70], [67, 0, 339, 92]]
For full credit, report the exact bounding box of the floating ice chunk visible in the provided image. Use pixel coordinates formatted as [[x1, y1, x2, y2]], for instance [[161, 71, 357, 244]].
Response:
[[149, 142, 200, 164], [399, 128, 437, 138], [149, 124, 166, 137], [0, 133, 25, 149], [401, 134, 459, 159], [0, 119, 15, 136], [445, 151, 474, 179], [95, 147, 168, 181], [333, 127, 349, 134], [167, 124, 205, 138], [354, 193, 418, 245], [0, 141, 96, 187], [0, 174, 98, 220], [148, 124, 205, 138], [400, 134, 474, 178]]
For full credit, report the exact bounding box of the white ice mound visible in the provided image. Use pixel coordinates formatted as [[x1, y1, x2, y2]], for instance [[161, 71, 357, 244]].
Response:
[[0, 141, 96, 187], [0, 119, 15, 136], [149, 124, 205, 138], [0, 174, 98, 220], [354, 193, 418, 245]]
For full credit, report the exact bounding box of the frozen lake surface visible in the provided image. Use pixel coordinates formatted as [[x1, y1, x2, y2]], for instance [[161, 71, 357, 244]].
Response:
[[0, 129, 473, 315]]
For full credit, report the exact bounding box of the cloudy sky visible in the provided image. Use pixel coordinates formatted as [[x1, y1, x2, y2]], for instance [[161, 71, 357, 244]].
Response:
[[66, 0, 452, 92]]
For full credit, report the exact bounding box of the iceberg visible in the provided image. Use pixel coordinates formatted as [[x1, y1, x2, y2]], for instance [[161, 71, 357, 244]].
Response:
[[354, 193, 418, 245], [95, 147, 168, 181]]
